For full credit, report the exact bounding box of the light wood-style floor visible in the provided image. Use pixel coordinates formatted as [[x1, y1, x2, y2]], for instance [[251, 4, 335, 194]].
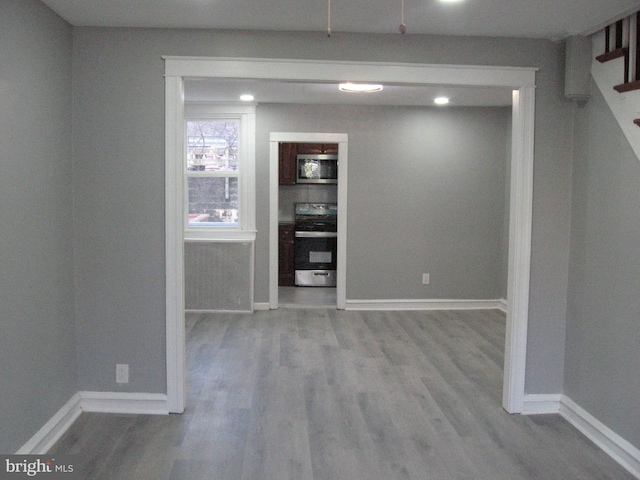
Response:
[[51, 309, 635, 479], [278, 286, 337, 308]]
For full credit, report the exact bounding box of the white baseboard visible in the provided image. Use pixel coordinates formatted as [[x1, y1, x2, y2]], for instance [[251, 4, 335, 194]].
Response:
[[522, 393, 640, 478], [17, 391, 170, 454], [16, 393, 82, 455], [559, 396, 640, 479], [78, 391, 169, 415], [185, 308, 253, 314], [188, 303, 269, 311], [345, 298, 507, 312], [522, 393, 562, 414], [496, 298, 507, 313]]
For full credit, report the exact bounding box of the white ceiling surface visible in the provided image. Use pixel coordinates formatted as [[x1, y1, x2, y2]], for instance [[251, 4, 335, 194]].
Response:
[[184, 78, 513, 107], [41, 0, 640, 39]]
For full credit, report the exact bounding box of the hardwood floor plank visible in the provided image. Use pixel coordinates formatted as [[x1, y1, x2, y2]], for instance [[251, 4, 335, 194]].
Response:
[[50, 309, 637, 480]]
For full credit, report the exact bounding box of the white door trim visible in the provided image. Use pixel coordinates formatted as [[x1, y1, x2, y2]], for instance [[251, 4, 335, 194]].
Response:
[[165, 75, 186, 413], [269, 132, 348, 310], [164, 56, 536, 414]]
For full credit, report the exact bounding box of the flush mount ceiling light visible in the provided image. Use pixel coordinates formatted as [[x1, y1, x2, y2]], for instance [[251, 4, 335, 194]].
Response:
[[339, 83, 384, 93], [239, 94, 254, 101], [434, 96, 450, 105]]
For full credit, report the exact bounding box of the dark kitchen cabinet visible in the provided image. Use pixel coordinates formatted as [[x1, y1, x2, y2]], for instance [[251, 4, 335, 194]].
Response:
[[296, 143, 338, 154], [278, 143, 297, 185], [278, 223, 295, 286]]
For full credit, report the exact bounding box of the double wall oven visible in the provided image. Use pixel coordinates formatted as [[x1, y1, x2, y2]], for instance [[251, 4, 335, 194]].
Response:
[[294, 203, 338, 287]]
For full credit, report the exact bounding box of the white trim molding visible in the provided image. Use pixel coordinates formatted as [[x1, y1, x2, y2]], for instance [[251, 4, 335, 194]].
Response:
[[16, 394, 82, 454], [345, 298, 507, 312], [522, 393, 562, 414], [78, 391, 169, 415], [165, 75, 186, 414], [17, 391, 169, 454], [163, 57, 537, 88], [502, 86, 536, 414], [522, 394, 640, 478], [560, 396, 640, 479]]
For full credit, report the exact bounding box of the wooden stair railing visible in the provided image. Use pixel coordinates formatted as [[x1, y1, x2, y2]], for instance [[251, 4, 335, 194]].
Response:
[[596, 20, 627, 69], [596, 13, 640, 126]]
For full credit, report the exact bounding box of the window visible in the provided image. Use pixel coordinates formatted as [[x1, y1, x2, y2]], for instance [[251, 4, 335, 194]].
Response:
[[186, 119, 239, 226], [184, 104, 256, 237]]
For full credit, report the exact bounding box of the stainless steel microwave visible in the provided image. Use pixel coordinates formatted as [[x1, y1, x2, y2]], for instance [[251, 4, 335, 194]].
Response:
[[296, 154, 338, 184]]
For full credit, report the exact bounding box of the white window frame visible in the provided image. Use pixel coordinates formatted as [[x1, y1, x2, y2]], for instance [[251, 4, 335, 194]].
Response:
[[183, 102, 256, 241]]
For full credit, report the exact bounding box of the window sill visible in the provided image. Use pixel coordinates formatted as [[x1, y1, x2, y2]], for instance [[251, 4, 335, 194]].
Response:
[[184, 229, 257, 242]]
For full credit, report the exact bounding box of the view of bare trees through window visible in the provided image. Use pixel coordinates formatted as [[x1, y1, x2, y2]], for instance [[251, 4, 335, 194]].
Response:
[[186, 120, 240, 225]]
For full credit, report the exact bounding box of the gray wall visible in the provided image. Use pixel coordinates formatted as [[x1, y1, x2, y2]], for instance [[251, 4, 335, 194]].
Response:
[[258, 104, 510, 300], [71, 27, 572, 395], [5, 3, 638, 458], [566, 83, 640, 449], [0, 0, 75, 452]]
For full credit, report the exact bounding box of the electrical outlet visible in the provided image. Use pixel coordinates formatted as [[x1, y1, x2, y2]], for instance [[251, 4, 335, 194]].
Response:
[[116, 364, 129, 384], [422, 273, 430, 285]]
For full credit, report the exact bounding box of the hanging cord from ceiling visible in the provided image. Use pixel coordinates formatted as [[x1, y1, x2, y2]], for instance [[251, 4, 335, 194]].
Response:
[[326, 0, 406, 37], [399, 0, 407, 34]]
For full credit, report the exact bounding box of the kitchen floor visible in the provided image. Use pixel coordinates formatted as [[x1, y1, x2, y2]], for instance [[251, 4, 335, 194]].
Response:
[[278, 286, 336, 308]]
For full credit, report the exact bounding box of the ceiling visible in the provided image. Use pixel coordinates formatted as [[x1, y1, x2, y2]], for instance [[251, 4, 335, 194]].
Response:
[[39, 0, 640, 107], [184, 78, 514, 107], [41, 0, 640, 39]]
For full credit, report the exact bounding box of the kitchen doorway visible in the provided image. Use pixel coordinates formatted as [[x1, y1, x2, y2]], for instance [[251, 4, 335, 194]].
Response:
[[269, 132, 348, 310]]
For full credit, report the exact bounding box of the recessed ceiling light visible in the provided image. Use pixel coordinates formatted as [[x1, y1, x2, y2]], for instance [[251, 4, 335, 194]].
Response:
[[439, 0, 464, 3], [339, 83, 384, 93], [239, 94, 254, 101], [434, 96, 450, 105]]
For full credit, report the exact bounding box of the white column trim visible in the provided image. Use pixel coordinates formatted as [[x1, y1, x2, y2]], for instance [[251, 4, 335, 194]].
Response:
[[502, 86, 536, 413], [165, 75, 186, 414]]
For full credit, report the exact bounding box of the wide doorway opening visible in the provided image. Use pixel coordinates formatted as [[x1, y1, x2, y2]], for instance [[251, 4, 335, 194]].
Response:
[[165, 57, 536, 415]]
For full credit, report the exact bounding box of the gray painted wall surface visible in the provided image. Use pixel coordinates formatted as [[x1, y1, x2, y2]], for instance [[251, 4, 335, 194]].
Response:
[[257, 104, 509, 300], [0, 0, 75, 452], [8, 5, 638, 458], [567, 83, 640, 449], [5, 3, 638, 459], [71, 27, 572, 395]]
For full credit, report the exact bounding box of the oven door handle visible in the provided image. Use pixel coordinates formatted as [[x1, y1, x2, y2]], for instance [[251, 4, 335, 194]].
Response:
[[295, 231, 338, 238]]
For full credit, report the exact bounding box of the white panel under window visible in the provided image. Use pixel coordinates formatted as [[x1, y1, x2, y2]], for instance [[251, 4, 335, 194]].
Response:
[[184, 241, 254, 312]]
